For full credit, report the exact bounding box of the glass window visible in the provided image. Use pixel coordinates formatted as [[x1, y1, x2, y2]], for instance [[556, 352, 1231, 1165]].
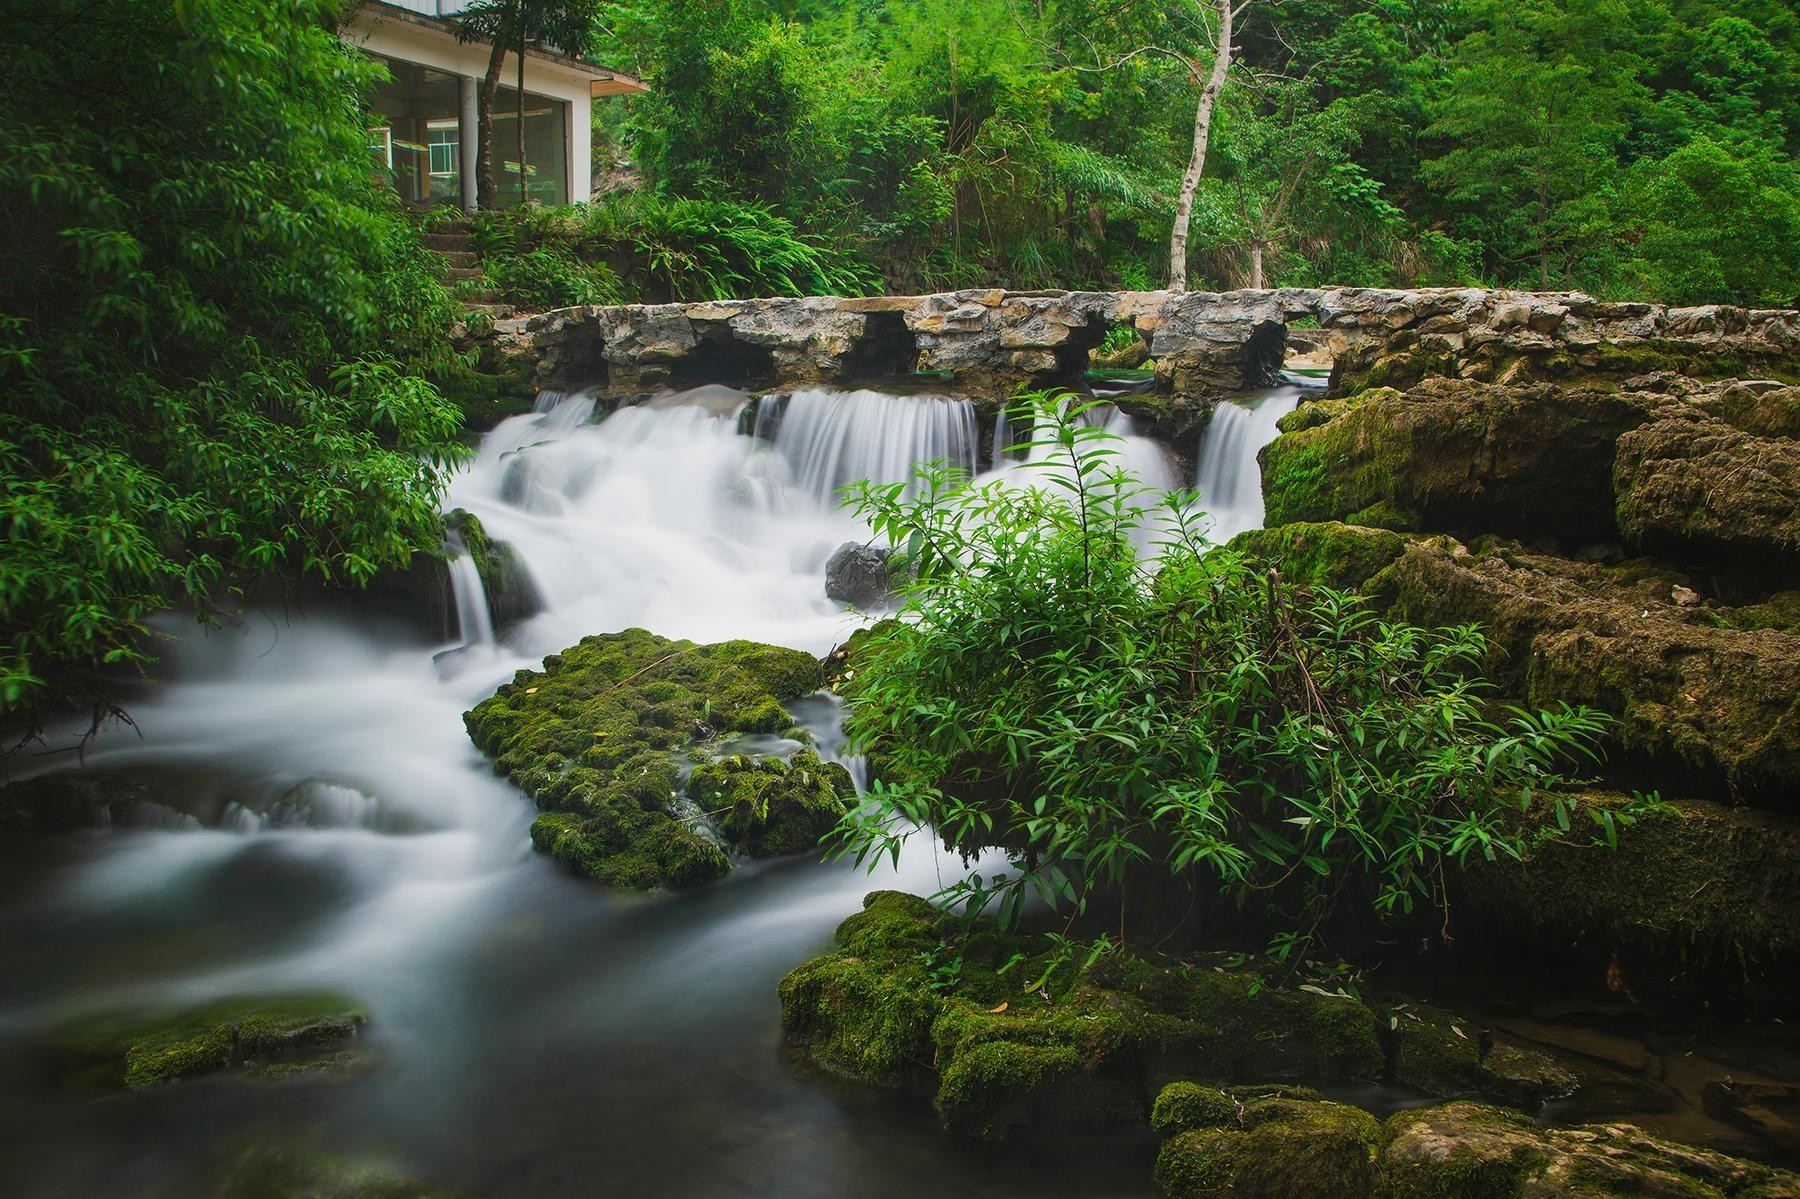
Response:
[[427, 121, 459, 178]]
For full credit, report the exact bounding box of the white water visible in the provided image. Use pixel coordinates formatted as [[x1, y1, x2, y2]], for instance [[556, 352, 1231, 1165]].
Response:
[[1192, 382, 1307, 543], [0, 377, 1302, 1197]]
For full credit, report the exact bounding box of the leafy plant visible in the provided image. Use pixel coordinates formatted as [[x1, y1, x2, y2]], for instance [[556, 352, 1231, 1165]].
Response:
[[829, 392, 1613, 949], [0, 0, 466, 731]]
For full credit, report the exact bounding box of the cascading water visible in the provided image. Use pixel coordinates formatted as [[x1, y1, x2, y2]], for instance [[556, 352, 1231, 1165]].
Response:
[[0, 383, 1162, 1199], [1191, 377, 1319, 543]]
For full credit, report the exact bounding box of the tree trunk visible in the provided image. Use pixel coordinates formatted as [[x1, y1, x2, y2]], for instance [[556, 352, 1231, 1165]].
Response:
[[476, 38, 507, 209], [1169, 0, 1236, 293], [1249, 239, 1264, 290], [516, 23, 528, 206]]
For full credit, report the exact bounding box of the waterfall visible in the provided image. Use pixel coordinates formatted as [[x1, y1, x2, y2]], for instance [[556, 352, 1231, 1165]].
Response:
[[772, 387, 979, 503], [1192, 384, 1307, 543], [444, 541, 496, 651]]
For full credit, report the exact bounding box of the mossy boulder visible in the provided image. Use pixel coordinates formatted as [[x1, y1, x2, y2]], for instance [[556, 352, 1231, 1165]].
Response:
[[1258, 379, 1665, 543], [465, 628, 841, 891], [687, 751, 852, 857], [1378, 1101, 1800, 1199], [782, 892, 1404, 1142], [444, 508, 540, 629], [1227, 521, 1412, 591], [1153, 1086, 1382, 1199], [1457, 790, 1800, 987], [1376, 538, 1800, 793], [54, 993, 366, 1090], [1615, 412, 1800, 567], [1387, 1003, 1484, 1097]]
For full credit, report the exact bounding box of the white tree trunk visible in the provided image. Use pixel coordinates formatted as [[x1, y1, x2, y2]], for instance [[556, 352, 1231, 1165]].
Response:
[[1168, 0, 1236, 293], [1250, 240, 1264, 290]]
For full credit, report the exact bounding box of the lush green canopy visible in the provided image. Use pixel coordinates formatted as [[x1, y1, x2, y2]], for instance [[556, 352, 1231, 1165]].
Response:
[[584, 0, 1799, 302], [0, 0, 465, 728]]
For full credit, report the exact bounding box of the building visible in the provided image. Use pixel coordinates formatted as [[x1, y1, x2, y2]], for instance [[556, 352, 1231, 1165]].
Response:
[[343, 0, 647, 209]]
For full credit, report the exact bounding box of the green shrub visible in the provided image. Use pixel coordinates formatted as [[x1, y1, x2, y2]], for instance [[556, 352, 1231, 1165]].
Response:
[[830, 393, 1611, 947]]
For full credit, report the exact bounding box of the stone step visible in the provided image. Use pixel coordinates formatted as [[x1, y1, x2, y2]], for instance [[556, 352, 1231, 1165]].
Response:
[[445, 266, 486, 282], [438, 250, 479, 268], [422, 231, 475, 251]]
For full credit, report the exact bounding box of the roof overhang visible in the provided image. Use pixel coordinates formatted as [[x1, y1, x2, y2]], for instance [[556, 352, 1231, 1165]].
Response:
[[356, 1, 648, 94]]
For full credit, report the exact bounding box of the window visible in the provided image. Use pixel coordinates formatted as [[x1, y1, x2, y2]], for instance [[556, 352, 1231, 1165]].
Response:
[[369, 125, 393, 169], [426, 120, 459, 178]]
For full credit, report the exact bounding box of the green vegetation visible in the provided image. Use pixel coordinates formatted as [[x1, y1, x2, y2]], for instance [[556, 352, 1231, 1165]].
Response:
[[467, 193, 878, 306], [830, 394, 1611, 950], [0, 0, 465, 729], [555, 0, 1800, 302]]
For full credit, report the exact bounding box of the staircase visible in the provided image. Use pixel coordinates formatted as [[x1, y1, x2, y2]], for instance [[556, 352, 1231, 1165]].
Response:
[[422, 219, 513, 323]]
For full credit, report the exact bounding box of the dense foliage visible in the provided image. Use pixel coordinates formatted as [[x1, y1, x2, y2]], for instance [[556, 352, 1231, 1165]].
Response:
[[0, 0, 465, 728], [467, 192, 877, 305], [578, 0, 1798, 303], [832, 396, 1613, 948]]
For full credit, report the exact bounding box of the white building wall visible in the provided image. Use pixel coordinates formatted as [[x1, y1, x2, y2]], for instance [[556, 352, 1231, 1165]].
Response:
[[344, 4, 592, 205]]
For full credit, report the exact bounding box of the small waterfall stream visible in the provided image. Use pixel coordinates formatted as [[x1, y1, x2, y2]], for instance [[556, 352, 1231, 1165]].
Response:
[[1192, 379, 1312, 542], [0, 376, 1308, 1199]]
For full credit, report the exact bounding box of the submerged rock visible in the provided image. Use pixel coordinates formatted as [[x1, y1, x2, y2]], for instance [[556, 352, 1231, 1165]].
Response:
[[464, 627, 849, 891], [53, 993, 367, 1091]]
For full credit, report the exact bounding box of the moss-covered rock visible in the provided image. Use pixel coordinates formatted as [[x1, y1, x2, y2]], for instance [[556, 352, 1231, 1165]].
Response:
[[54, 993, 366, 1091], [1154, 1090, 1382, 1199], [209, 1147, 463, 1199], [1615, 413, 1800, 566], [1151, 1081, 1239, 1134], [1456, 790, 1800, 985], [687, 751, 852, 857], [1375, 538, 1800, 793], [1378, 1101, 1800, 1199], [1259, 379, 1665, 543], [443, 508, 540, 629], [1227, 521, 1412, 591], [1387, 1003, 1483, 1097], [782, 892, 1401, 1142], [465, 628, 841, 890]]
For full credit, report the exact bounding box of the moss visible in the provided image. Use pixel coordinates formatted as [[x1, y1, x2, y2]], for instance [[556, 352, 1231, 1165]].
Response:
[[54, 993, 365, 1091], [1152, 1081, 1238, 1134], [1715, 383, 1800, 439], [1456, 790, 1800, 983], [1259, 379, 1658, 543], [1379, 1103, 1548, 1199], [212, 1147, 463, 1199], [1376, 538, 1800, 793], [1154, 1096, 1382, 1199], [466, 628, 834, 891], [429, 351, 537, 434], [1615, 415, 1800, 563], [1475, 1043, 1579, 1108], [1388, 1004, 1483, 1098], [834, 890, 942, 957], [777, 956, 942, 1089], [687, 750, 852, 857], [1228, 521, 1412, 591], [1378, 1102, 1800, 1198]]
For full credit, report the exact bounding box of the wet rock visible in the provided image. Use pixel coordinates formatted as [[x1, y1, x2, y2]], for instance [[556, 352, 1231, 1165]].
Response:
[[1704, 1080, 1800, 1155], [464, 628, 844, 891], [686, 750, 852, 857], [444, 508, 542, 630], [52, 993, 367, 1091], [1379, 1101, 1800, 1199], [1475, 1043, 1580, 1108], [824, 542, 897, 608], [1615, 413, 1800, 565]]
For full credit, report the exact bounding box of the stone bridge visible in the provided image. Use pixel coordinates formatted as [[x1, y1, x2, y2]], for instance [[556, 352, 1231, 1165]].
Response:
[[483, 287, 1800, 400]]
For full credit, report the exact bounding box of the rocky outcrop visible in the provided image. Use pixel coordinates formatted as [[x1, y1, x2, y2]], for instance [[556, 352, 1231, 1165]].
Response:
[[480, 288, 1800, 399], [824, 542, 898, 608], [463, 628, 851, 890]]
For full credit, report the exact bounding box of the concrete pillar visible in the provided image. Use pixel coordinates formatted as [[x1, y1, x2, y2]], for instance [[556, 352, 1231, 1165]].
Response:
[[458, 74, 479, 211], [569, 95, 591, 204]]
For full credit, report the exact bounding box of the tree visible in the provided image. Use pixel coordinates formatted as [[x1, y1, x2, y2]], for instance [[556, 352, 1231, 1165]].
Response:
[[456, 0, 597, 207], [1170, 0, 1241, 292], [0, 0, 465, 734]]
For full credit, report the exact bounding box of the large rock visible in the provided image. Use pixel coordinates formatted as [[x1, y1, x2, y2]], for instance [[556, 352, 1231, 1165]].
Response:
[[1258, 378, 1668, 542], [1375, 539, 1800, 792], [1379, 1102, 1800, 1199], [1153, 1086, 1382, 1199], [464, 628, 849, 890], [824, 542, 897, 607]]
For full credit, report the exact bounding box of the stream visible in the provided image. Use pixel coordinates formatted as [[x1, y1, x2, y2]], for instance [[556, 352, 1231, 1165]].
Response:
[[0, 380, 1318, 1197]]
